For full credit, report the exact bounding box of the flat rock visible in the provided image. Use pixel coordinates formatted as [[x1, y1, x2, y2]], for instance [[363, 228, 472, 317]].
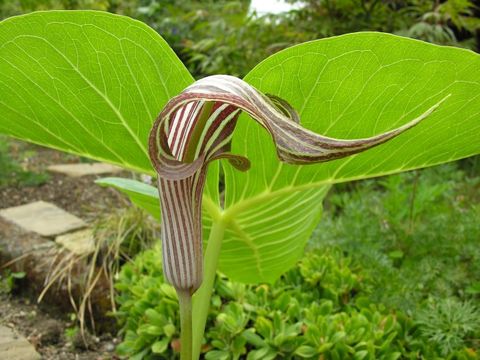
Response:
[[56, 229, 95, 255], [0, 217, 112, 319], [47, 163, 122, 177], [0, 325, 41, 360], [0, 201, 86, 237]]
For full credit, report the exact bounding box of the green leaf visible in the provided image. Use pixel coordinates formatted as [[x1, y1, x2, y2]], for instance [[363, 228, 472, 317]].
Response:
[[151, 338, 169, 354], [242, 329, 265, 347], [11, 272, 26, 279], [163, 323, 176, 338], [139, 324, 162, 336], [0, 11, 193, 174], [204, 350, 230, 360], [216, 32, 480, 283], [295, 345, 318, 358], [95, 177, 160, 220], [354, 350, 369, 360]]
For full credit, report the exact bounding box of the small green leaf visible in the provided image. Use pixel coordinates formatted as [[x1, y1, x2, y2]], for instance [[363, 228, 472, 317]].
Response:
[[144, 309, 166, 326], [318, 300, 334, 316], [295, 345, 318, 358], [139, 325, 162, 336], [354, 350, 369, 360], [11, 272, 26, 279], [163, 324, 176, 338], [242, 329, 265, 347], [384, 352, 402, 360], [388, 250, 404, 259], [96, 177, 160, 220], [204, 350, 230, 360], [247, 347, 277, 360], [318, 342, 334, 353], [159, 284, 177, 300], [255, 316, 273, 339], [151, 338, 170, 354]]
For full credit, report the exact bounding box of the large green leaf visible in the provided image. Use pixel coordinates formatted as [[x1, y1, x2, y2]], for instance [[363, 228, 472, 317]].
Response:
[[0, 11, 193, 174], [216, 33, 480, 282], [2, 13, 479, 285]]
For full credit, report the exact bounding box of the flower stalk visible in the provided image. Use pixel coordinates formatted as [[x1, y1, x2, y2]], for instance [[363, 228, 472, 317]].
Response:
[[177, 289, 193, 360]]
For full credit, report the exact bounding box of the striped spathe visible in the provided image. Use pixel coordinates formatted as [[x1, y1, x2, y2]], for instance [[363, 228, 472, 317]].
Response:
[[148, 75, 447, 292]]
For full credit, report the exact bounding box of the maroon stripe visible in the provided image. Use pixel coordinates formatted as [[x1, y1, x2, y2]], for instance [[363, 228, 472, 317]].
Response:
[[158, 178, 179, 286], [198, 104, 237, 155], [172, 179, 193, 287]]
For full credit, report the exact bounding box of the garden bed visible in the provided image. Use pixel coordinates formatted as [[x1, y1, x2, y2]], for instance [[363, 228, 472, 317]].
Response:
[[0, 292, 119, 359], [0, 141, 125, 218], [0, 140, 130, 358]]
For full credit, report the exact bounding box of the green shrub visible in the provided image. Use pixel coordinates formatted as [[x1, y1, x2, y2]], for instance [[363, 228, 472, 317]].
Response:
[[115, 246, 476, 359], [415, 298, 480, 357], [311, 163, 480, 313]]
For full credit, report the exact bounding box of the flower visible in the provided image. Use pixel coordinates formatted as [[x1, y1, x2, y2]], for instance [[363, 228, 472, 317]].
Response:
[[148, 75, 444, 292]]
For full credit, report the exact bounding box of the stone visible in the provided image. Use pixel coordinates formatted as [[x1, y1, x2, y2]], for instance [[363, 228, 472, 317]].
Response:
[[55, 229, 95, 255], [0, 201, 86, 237], [102, 342, 115, 352], [0, 325, 41, 360], [47, 163, 122, 177]]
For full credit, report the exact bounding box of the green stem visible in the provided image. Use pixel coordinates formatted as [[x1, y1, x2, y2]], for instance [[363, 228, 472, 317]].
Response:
[[178, 289, 193, 360], [192, 220, 226, 360]]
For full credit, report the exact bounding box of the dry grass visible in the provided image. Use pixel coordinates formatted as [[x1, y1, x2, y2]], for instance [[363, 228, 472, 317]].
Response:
[[39, 206, 160, 342]]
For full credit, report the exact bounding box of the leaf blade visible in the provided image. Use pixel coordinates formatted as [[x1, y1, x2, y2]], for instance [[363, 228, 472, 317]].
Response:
[[237, 33, 480, 193], [95, 177, 160, 220], [0, 11, 194, 174], [220, 186, 329, 283], [218, 33, 480, 283]]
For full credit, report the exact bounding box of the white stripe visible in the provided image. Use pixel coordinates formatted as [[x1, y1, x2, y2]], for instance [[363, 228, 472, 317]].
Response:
[[193, 104, 230, 158], [177, 101, 205, 160], [169, 101, 194, 156]]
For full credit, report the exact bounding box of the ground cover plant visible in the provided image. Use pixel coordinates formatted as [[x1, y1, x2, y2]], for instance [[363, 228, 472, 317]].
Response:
[[115, 245, 479, 359], [310, 162, 480, 357], [1, 9, 480, 359]]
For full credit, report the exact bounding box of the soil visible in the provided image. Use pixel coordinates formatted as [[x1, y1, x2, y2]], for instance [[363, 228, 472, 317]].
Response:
[[0, 139, 134, 359], [0, 141, 128, 220], [0, 293, 120, 360]]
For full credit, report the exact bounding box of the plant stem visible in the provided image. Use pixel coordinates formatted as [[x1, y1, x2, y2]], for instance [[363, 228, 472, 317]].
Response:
[[192, 220, 226, 360], [178, 289, 193, 360]]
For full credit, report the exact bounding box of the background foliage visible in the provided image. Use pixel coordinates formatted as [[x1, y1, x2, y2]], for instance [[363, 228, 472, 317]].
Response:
[[1, 0, 479, 359], [2, 0, 479, 78]]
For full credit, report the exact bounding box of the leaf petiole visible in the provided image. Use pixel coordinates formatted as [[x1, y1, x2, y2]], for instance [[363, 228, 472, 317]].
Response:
[[192, 220, 226, 360]]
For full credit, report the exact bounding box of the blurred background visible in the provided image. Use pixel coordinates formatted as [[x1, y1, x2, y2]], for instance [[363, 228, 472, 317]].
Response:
[[1, 0, 480, 79], [0, 1, 479, 359]]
